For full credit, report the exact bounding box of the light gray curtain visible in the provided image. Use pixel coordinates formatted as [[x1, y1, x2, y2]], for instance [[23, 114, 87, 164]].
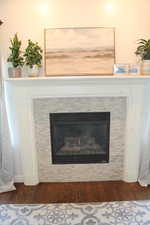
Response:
[[0, 20, 15, 193], [137, 84, 150, 187], [0, 54, 16, 192], [0, 72, 16, 193], [138, 163, 150, 187], [0, 84, 16, 193], [138, 110, 150, 187], [138, 144, 150, 187]]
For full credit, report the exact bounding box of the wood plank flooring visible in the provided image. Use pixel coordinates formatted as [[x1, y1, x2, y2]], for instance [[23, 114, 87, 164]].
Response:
[[0, 181, 150, 204]]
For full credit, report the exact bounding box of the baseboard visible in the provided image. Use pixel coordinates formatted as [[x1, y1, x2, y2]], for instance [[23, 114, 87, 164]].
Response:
[[14, 175, 24, 183], [14, 175, 39, 185]]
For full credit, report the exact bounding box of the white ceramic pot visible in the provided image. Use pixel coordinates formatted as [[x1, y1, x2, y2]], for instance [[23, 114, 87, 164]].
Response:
[[141, 60, 150, 75], [8, 67, 22, 78], [28, 65, 39, 77]]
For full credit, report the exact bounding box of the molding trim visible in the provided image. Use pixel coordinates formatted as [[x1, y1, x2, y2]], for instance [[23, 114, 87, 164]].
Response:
[[5, 78, 145, 185], [14, 175, 24, 183]]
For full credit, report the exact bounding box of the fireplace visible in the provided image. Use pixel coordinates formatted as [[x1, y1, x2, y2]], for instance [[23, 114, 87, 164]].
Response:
[[50, 112, 110, 164], [33, 96, 126, 182]]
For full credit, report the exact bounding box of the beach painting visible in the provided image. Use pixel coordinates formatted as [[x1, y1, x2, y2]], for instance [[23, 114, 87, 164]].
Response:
[[45, 27, 115, 76]]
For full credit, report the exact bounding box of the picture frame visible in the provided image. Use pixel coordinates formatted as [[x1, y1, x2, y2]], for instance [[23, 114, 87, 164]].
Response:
[[44, 27, 116, 76], [113, 64, 129, 75], [129, 64, 140, 75]]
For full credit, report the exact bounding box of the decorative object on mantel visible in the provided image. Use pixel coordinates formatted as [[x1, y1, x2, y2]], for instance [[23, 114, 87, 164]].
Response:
[[7, 33, 24, 78], [24, 40, 42, 77], [135, 39, 150, 75], [114, 64, 140, 76], [0, 20, 3, 26], [129, 64, 140, 75], [44, 27, 115, 76], [113, 64, 129, 75]]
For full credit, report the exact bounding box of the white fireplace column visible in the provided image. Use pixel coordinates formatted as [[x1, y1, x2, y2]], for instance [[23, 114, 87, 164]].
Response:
[[4, 76, 146, 185]]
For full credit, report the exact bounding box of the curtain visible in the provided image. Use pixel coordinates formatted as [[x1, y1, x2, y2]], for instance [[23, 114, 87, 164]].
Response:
[[0, 20, 15, 193], [138, 151, 150, 187], [138, 114, 150, 187], [0, 84, 16, 193], [0, 45, 16, 192]]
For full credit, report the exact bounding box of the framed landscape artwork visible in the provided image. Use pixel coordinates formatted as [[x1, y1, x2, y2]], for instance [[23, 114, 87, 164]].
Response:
[[44, 27, 115, 76]]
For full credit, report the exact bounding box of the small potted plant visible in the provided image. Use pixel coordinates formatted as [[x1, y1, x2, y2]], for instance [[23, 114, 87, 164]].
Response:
[[135, 39, 150, 74], [7, 33, 24, 77], [24, 40, 43, 77]]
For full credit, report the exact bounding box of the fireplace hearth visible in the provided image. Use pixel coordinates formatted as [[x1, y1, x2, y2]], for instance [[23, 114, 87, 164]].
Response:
[[50, 112, 110, 164]]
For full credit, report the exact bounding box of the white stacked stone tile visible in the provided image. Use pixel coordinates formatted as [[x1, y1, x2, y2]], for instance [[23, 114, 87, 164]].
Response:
[[33, 97, 126, 182]]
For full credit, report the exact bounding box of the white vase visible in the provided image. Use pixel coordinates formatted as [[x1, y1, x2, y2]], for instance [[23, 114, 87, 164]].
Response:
[[8, 67, 22, 78], [28, 65, 39, 77], [141, 60, 150, 75]]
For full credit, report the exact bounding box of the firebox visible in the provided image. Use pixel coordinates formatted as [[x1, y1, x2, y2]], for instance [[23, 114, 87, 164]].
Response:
[[50, 112, 110, 164]]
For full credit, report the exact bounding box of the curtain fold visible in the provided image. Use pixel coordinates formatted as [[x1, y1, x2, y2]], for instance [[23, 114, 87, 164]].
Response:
[[0, 64, 16, 193], [138, 115, 150, 187], [138, 152, 150, 187]]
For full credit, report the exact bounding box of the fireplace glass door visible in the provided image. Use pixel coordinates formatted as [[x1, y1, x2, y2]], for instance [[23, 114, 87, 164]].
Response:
[[50, 112, 110, 164]]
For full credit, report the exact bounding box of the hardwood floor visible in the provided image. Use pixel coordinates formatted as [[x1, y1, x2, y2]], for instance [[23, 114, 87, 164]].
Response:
[[0, 181, 150, 204]]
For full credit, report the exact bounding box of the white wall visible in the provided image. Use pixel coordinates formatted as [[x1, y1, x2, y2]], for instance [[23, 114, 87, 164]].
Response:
[[1, 0, 150, 72], [1, 0, 150, 180]]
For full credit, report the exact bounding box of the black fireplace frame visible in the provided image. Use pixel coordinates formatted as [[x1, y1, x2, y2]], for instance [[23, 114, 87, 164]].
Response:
[[50, 112, 110, 164]]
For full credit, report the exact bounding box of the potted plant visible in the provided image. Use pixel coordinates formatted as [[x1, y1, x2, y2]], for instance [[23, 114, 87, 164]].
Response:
[[24, 40, 43, 77], [7, 33, 24, 77], [135, 39, 150, 74]]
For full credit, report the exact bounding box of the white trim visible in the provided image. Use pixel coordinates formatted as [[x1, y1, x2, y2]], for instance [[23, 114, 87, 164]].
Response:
[[4, 77, 146, 185], [4, 75, 150, 82], [14, 175, 24, 183]]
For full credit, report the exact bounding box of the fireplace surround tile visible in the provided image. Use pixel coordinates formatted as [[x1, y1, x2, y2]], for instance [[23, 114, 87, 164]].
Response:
[[33, 97, 126, 182]]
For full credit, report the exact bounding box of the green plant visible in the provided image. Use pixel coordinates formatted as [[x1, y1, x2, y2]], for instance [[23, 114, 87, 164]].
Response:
[[24, 40, 43, 68], [135, 39, 150, 60], [7, 33, 24, 67]]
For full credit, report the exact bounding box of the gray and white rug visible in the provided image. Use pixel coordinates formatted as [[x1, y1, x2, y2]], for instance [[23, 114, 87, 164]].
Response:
[[1, 201, 150, 225]]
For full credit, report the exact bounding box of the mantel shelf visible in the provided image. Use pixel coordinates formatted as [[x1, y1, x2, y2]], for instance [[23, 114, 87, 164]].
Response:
[[4, 75, 150, 82]]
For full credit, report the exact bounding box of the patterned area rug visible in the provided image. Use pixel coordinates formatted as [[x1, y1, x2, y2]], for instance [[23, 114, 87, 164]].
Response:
[[1, 201, 150, 225]]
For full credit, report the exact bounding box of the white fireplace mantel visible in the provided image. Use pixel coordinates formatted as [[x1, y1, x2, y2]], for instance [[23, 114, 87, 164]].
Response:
[[4, 75, 150, 185]]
